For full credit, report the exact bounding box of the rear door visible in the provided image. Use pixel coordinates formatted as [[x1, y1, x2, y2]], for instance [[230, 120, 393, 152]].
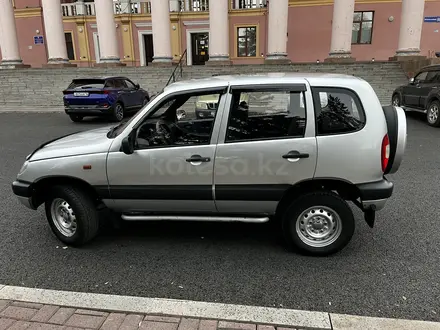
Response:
[[113, 78, 134, 109], [213, 82, 317, 214], [418, 70, 440, 109], [124, 78, 143, 107]]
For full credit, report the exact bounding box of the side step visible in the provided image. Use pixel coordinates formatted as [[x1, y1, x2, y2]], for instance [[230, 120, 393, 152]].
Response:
[[402, 106, 426, 113], [121, 214, 270, 223]]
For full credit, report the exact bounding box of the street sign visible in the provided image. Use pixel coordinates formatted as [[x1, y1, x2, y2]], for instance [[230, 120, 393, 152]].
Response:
[[424, 16, 440, 23], [33, 36, 44, 45]]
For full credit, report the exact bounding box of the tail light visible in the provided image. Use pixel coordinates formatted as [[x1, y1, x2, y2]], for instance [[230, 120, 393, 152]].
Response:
[[62, 91, 73, 95], [381, 134, 390, 172]]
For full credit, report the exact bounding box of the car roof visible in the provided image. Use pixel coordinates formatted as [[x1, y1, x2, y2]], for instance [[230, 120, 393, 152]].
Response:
[[164, 72, 365, 93], [72, 76, 128, 81], [419, 64, 440, 72]]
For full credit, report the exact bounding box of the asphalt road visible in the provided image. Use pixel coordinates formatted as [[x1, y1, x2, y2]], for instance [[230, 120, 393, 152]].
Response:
[[0, 112, 439, 322]]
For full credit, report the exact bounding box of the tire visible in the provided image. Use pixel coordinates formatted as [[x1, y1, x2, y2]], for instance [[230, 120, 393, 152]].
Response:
[[112, 102, 124, 122], [392, 94, 401, 107], [282, 191, 355, 256], [45, 185, 100, 246], [69, 115, 83, 123], [426, 100, 440, 127]]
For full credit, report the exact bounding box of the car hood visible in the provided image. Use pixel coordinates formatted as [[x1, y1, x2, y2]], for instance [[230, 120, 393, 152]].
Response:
[[29, 126, 114, 161]]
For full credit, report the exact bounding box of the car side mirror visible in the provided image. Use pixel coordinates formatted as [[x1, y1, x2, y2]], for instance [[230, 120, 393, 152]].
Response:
[[121, 135, 134, 155], [135, 83, 140, 90], [409, 77, 415, 84], [177, 109, 186, 120]]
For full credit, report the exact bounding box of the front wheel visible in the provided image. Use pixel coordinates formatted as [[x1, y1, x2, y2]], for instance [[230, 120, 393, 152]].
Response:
[[45, 185, 100, 246], [426, 100, 440, 127], [282, 191, 355, 256]]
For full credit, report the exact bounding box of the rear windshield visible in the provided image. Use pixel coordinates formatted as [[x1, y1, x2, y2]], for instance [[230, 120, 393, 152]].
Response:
[[68, 79, 105, 89]]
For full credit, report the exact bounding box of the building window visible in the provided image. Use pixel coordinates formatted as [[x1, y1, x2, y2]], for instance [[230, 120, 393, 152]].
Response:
[[237, 26, 257, 57], [65, 32, 75, 60], [352, 11, 374, 44]]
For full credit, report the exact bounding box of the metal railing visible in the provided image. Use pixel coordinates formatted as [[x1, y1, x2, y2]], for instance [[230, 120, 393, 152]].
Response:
[[166, 50, 188, 87], [61, 1, 152, 17]]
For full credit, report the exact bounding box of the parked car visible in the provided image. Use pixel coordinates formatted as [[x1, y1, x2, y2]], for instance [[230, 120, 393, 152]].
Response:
[[63, 76, 150, 123], [195, 93, 249, 119], [392, 64, 440, 127], [12, 73, 407, 256]]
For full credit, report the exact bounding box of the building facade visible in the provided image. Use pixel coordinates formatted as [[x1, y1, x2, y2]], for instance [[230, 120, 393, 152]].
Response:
[[1, 0, 439, 68]]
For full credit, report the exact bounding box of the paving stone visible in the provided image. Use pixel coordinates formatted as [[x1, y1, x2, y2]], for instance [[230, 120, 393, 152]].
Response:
[[74, 310, 108, 317], [65, 314, 105, 329], [198, 320, 217, 330], [0, 301, 10, 313], [218, 321, 256, 330], [31, 306, 59, 323], [0, 318, 16, 330], [27, 323, 65, 330], [11, 303, 43, 310], [47, 308, 75, 325], [7, 321, 31, 330], [119, 314, 143, 330], [144, 316, 180, 323], [177, 318, 199, 330], [256, 326, 275, 330], [0, 307, 38, 321], [100, 312, 126, 330], [139, 321, 178, 330]]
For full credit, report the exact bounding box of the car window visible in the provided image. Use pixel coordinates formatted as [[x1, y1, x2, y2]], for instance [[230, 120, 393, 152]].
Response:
[[113, 79, 126, 88], [125, 79, 136, 89], [104, 80, 116, 88], [135, 90, 223, 149], [225, 90, 307, 143], [68, 79, 105, 89], [414, 71, 428, 83], [312, 87, 365, 135], [425, 71, 438, 83]]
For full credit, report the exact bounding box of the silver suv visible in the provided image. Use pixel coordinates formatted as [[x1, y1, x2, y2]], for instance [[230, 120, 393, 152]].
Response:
[[12, 73, 407, 256]]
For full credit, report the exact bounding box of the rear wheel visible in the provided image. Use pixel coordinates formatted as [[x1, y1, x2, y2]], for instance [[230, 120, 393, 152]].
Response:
[[282, 191, 355, 256], [45, 185, 100, 246], [392, 94, 401, 107], [69, 115, 83, 123], [112, 102, 124, 122], [426, 100, 440, 127]]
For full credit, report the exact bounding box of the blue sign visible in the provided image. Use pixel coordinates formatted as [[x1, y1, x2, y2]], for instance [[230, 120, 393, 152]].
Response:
[[424, 16, 440, 23], [33, 36, 44, 45]]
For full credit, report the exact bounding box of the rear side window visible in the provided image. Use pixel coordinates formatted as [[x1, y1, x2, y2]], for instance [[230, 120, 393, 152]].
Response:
[[312, 87, 365, 135], [68, 79, 105, 89]]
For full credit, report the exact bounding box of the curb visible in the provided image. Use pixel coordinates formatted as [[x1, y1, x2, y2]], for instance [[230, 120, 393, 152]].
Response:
[[1, 285, 440, 330]]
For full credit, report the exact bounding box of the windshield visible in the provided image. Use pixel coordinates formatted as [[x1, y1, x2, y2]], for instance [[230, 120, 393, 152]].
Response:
[[107, 92, 162, 138]]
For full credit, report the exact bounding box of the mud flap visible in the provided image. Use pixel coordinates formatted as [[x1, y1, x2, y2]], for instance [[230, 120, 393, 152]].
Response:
[[364, 209, 376, 228]]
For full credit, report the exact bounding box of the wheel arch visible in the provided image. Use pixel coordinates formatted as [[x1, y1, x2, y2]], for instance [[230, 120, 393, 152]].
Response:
[[426, 94, 440, 109], [32, 175, 102, 209], [275, 178, 360, 217]]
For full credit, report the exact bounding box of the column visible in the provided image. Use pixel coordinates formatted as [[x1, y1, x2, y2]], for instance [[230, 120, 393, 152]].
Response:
[[151, 0, 172, 65], [207, 0, 231, 65], [42, 0, 76, 67], [265, 0, 290, 64], [325, 0, 356, 62], [94, 0, 124, 66], [394, 0, 425, 57], [0, 0, 29, 68]]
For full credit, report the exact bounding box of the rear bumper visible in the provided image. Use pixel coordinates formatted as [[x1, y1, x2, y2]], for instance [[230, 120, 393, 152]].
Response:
[[356, 178, 394, 211], [11, 180, 37, 210], [65, 106, 113, 116]]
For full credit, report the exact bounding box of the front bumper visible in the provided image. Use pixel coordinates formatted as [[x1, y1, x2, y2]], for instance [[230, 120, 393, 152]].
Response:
[[195, 108, 216, 118], [356, 178, 394, 211], [12, 180, 37, 210]]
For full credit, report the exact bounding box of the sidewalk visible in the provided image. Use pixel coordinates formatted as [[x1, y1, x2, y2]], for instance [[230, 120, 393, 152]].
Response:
[[0, 106, 64, 113], [1, 285, 440, 330]]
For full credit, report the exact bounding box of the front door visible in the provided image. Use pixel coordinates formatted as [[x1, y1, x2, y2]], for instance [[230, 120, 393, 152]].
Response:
[[191, 33, 209, 65], [106, 87, 229, 214], [143, 34, 154, 66], [213, 85, 317, 214], [403, 71, 428, 108]]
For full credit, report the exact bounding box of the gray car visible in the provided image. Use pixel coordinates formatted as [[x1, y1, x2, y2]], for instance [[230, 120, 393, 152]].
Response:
[[12, 73, 407, 256]]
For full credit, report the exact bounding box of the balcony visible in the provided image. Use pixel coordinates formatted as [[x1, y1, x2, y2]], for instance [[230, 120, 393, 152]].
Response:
[[61, 0, 265, 17]]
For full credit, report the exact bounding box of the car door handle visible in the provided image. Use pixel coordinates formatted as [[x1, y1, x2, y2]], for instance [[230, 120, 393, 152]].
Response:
[[186, 155, 211, 163], [282, 151, 309, 159]]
